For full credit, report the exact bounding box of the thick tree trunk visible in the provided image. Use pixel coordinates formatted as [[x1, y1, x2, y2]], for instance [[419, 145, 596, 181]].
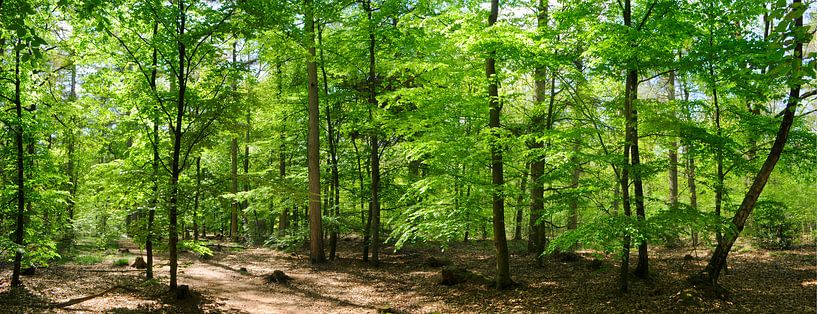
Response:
[[701, 1, 803, 283], [486, 0, 512, 289], [304, 0, 325, 264]]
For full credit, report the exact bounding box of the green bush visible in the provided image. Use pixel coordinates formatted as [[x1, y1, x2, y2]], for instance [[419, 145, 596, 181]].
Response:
[[749, 201, 796, 250], [113, 258, 129, 266], [264, 228, 308, 252]]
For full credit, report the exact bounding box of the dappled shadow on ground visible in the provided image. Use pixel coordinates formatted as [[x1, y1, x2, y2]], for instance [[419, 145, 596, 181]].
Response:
[[0, 239, 812, 313], [172, 238, 815, 313]]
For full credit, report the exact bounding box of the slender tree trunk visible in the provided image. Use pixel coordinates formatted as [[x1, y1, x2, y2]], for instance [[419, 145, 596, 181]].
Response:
[[194, 157, 201, 241], [631, 87, 648, 278], [318, 25, 341, 260], [709, 60, 728, 273], [167, 1, 187, 289], [702, 0, 804, 283], [305, 0, 325, 263], [619, 0, 635, 293], [66, 64, 78, 226], [244, 110, 254, 239], [146, 27, 159, 277], [486, 0, 512, 289], [668, 70, 678, 209], [11, 40, 25, 287], [231, 137, 239, 241], [514, 166, 528, 240], [568, 142, 581, 231], [362, 0, 382, 265], [278, 132, 289, 236]]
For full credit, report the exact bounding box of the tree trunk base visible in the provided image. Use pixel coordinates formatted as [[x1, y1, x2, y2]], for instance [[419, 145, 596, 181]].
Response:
[[687, 273, 731, 300]]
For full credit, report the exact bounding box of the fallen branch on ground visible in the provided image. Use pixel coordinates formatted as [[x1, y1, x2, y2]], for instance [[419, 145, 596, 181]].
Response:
[[45, 285, 137, 308]]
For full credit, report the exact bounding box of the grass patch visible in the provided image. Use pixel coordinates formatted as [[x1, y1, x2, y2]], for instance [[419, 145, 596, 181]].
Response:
[[113, 258, 129, 267], [75, 255, 103, 265]]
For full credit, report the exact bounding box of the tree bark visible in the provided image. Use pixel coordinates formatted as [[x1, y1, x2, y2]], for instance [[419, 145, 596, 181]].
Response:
[[11, 39, 25, 287], [194, 157, 201, 241], [486, 0, 512, 289], [364, 0, 381, 266], [514, 166, 528, 240], [304, 0, 326, 263], [318, 25, 340, 260], [527, 0, 548, 265], [668, 70, 678, 209], [146, 20, 159, 279], [231, 137, 239, 241], [619, 0, 634, 293], [568, 142, 581, 231]]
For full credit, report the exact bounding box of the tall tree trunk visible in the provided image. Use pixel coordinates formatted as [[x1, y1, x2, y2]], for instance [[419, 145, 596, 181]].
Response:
[[304, 0, 326, 263], [168, 0, 187, 289], [275, 63, 289, 236], [619, 0, 635, 293], [701, 0, 804, 283], [146, 20, 159, 279], [66, 64, 78, 226], [631, 82, 648, 278], [318, 25, 341, 260], [364, 0, 382, 266], [527, 0, 548, 265], [486, 0, 512, 289], [11, 40, 25, 287], [244, 110, 254, 239]]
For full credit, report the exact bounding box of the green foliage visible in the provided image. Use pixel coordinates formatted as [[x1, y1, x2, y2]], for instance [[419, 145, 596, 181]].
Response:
[[749, 201, 796, 250], [264, 228, 309, 252], [113, 258, 129, 266], [180, 241, 214, 258]]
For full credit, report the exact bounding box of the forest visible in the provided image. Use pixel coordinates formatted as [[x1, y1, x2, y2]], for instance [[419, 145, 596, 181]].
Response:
[[0, 0, 814, 312]]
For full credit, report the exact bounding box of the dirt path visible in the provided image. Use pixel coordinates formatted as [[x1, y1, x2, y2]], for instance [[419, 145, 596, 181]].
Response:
[[179, 247, 440, 314]]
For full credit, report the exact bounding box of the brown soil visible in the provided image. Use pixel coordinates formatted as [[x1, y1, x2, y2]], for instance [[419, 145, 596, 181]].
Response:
[[0, 239, 813, 313]]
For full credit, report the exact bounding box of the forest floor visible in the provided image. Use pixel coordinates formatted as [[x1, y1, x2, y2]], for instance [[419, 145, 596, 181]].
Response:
[[0, 237, 813, 313]]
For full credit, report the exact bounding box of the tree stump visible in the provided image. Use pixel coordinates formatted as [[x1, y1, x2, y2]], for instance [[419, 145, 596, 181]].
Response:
[[264, 270, 290, 284], [175, 285, 191, 300], [131, 257, 147, 269]]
